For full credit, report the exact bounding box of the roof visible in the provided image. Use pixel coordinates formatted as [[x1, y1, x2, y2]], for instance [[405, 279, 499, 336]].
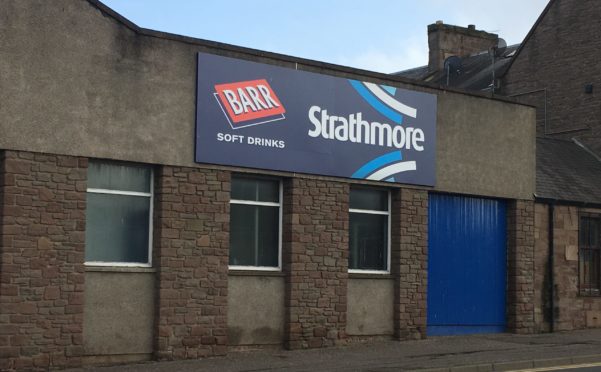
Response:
[[394, 44, 520, 92], [536, 137, 601, 205]]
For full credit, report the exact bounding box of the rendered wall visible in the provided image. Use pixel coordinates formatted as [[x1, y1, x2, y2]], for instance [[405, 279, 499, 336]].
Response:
[[227, 275, 284, 345], [347, 279, 394, 336], [82, 271, 154, 357], [435, 94, 535, 200], [0, 0, 535, 201]]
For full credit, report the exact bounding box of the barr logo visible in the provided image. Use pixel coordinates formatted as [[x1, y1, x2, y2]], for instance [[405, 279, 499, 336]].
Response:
[[213, 79, 286, 129]]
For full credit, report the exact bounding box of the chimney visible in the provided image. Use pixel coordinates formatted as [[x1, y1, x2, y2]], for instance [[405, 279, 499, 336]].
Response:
[[428, 21, 498, 72]]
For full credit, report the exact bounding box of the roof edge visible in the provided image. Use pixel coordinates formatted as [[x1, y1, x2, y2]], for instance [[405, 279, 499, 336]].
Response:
[[500, 0, 556, 78], [87, 0, 534, 108], [535, 196, 601, 209]]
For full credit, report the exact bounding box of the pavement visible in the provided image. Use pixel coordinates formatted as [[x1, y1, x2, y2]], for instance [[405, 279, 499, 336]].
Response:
[[66, 329, 601, 372]]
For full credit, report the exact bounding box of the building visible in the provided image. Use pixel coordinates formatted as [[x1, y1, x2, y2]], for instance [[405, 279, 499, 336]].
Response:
[[398, 0, 601, 335], [1, 0, 537, 370]]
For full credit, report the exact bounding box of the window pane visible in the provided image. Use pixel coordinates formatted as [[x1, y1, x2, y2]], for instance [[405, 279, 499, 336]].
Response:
[[85, 193, 150, 263], [592, 250, 601, 291], [590, 219, 599, 247], [580, 218, 589, 247], [580, 249, 590, 289], [350, 188, 388, 211], [580, 217, 601, 294], [231, 176, 279, 202], [349, 212, 388, 270], [88, 162, 151, 193], [230, 204, 279, 267]]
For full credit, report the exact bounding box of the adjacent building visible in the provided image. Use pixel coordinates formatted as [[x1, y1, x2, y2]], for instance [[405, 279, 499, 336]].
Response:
[[398, 0, 601, 335]]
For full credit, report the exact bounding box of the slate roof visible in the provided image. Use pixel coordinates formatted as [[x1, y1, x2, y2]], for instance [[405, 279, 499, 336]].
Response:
[[395, 44, 601, 205], [536, 137, 601, 205], [393, 45, 519, 92]]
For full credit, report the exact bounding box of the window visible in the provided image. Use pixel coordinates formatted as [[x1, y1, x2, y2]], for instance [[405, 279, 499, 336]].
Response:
[[349, 187, 390, 273], [85, 161, 153, 266], [579, 214, 601, 295], [229, 175, 282, 270]]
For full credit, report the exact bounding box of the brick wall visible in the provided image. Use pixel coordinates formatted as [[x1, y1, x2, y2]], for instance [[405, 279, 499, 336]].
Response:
[[502, 0, 601, 152], [153, 166, 230, 360], [506, 200, 535, 334], [282, 178, 349, 349], [391, 188, 428, 340], [0, 150, 87, 370]]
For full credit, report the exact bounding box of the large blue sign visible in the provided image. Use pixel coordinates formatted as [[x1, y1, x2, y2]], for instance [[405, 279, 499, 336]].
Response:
[[196, 52, 437, 186]]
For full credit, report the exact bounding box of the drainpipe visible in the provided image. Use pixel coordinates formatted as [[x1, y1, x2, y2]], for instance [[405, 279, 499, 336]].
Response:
[[548, 203, 555, 332]]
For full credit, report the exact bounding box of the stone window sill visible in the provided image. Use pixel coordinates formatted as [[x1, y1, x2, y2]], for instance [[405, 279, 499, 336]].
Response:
[[85, 266, 157, 273]]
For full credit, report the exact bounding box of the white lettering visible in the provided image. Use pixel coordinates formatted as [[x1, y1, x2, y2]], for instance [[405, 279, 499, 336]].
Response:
[[237, 88, 257, 113], [257, 85, 279, 108], [334, 116, 349, 141], [246, 86, 269, 109], [217, 132, 244, 143], [306, 106, 426, 151], [412, 128, 425, 151], [223, 90, 243, 115], [308, 106, 322, 138]]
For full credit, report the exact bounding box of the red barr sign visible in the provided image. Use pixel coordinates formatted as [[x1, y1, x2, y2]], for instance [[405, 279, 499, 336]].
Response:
[[214, 79, 286, 125]]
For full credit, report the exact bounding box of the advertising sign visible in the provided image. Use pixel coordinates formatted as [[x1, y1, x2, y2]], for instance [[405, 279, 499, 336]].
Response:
[[196, 52, 437, 186]]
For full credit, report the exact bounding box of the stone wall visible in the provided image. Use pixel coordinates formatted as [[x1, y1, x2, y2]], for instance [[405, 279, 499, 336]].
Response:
[[282, 178, 349, 349], [506, 200, 535, 334], [153, 166, 230, 360], [0, 150, 87, 370], [552, 205, 601, 330], [391, 188, 428, 339], [533, 203, 552, 332], [0, 148, 547, 371]]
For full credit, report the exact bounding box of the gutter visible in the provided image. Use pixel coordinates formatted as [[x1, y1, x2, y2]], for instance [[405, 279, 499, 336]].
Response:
[[534, 196, 601, 210]]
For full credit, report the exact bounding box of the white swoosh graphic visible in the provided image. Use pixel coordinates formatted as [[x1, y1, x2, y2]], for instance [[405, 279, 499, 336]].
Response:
[[364, 82, 418, 118]]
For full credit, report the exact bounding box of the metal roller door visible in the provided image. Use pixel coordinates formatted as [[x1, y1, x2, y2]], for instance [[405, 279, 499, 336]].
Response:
[[427, 194, 507, 336]]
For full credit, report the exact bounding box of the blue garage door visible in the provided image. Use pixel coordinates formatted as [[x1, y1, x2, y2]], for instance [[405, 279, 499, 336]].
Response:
[[427, 194, 506, 336]]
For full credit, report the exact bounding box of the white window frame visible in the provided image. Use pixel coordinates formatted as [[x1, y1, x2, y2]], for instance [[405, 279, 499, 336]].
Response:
[[348, 189, 391, 274], [229, 178, 282, 271], [84, 167, 154, 268]]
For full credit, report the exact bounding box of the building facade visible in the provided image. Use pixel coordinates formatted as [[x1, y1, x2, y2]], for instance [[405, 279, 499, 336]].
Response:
[[502, 0, 601, 333], [398, 0, 601, 336], [1, 0, 537, 370]]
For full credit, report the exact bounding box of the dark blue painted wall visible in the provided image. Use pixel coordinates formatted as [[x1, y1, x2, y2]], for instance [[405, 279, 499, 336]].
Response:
[[427, 194, 507, 336]]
